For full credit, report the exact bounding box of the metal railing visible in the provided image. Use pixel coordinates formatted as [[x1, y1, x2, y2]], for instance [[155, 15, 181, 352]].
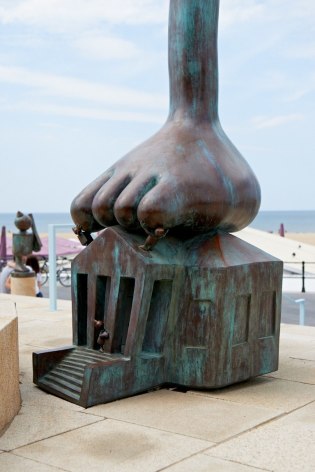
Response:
[[283, 261, 315, 292], [294, 298, 306, 325], [48, 224, 74, 311]]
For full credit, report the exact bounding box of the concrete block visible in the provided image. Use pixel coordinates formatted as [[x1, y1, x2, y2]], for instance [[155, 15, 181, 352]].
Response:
[[0, 314, 21, 434]]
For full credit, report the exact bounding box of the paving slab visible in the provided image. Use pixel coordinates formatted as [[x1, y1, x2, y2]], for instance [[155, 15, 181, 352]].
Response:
[[187, 376, 315, 412], [0, 403, 102, 451], [207, 401, 315, 472], [13, 419, 213, 472], [18, 319, 72, 349], [19, 344, 47, 378], [163, 453, 263, 471], [266, 356, 315, 385], [0, 452, 65, 472], [87, 389, 282, 442], [276, 329, 315, 362]]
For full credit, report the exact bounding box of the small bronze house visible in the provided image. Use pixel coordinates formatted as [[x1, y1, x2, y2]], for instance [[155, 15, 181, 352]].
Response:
[[34, 227, 282, 407]]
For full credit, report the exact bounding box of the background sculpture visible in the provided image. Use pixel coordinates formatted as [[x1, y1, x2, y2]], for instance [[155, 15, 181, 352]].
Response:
[[11, 212, 42, 296], [12, 212, 42, 271]]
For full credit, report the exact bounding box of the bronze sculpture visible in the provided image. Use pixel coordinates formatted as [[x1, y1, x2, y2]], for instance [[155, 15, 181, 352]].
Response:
[[33, 0, 282, 407], [10, 212, 42, 296], [12, 212, 42, 272]]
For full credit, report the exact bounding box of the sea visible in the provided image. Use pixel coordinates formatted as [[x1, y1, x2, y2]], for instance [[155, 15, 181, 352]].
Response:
[[0, 213, 74, 234], [1, 210, 315, 234]]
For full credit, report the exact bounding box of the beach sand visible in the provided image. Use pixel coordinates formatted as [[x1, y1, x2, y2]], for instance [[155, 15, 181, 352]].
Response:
[[50, 231, 315, 248], [285, 232, 315, 246], [57, 231, 315, 246]]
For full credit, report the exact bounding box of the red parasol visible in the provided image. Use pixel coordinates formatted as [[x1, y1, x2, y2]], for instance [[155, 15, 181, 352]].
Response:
[[5, 235, 82, 258], [0, 226, 7, 262]]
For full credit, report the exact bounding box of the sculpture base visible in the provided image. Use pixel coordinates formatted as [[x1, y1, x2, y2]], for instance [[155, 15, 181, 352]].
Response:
[[33, 227, 283, 407], [11, 272, 36, 297]]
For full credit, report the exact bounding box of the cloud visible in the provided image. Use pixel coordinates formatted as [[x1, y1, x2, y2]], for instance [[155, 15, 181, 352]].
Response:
[[220, 0, 265, 30], [1, 99, 165, 124], [0, 1, 168, 72], [252, 114, 304, 129], [220, 0, 315, 27], [0, 0, 169, 31], [283, 88, 312, 103], [285, 43, 315, 60], [219, 0, 315, 58], [73, 33, 141, 61], [0, 65, 168, 110]]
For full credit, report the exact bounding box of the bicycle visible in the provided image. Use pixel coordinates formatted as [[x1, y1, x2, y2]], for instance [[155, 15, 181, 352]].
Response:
[[57, 257, 72, 287], [40, 256, 71, 287], [39, 257, 49, 285]]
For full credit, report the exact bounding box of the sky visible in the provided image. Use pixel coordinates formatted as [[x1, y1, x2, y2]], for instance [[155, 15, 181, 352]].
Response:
[[0, 0, 314, 214]]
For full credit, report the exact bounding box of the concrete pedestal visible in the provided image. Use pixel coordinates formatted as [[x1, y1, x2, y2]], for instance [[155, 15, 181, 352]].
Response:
[[11, 272, 36, 297], [0, 314, 21, 433]]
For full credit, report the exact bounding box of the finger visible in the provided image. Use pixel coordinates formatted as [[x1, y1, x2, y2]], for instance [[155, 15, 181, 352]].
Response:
[[92, 173, 132, 227], [114, 175, 158, 229], [71, 170, 113, 232], [137, 179, 186, 233]]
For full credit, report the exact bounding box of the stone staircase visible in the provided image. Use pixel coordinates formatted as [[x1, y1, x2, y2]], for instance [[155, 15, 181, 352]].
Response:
[[36, 347, 125, 405]]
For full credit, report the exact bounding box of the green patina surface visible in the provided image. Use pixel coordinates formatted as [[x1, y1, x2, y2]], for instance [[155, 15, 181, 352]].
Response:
[[33, 1, 279, 407], [169, 0, 219, 120]]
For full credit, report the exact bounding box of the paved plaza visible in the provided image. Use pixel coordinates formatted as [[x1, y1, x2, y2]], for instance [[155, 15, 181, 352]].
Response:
[[0, 293, 314, 471]]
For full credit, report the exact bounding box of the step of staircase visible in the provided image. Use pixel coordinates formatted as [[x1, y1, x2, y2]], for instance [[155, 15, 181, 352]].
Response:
[[36, 347, 126, 405]]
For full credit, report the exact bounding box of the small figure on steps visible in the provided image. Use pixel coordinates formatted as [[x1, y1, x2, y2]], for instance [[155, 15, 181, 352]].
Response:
[[94, 320, 110, 352]]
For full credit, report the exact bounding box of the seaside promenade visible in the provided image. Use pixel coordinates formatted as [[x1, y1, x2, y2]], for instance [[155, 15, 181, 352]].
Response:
[[0, 228, 314, 471]]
